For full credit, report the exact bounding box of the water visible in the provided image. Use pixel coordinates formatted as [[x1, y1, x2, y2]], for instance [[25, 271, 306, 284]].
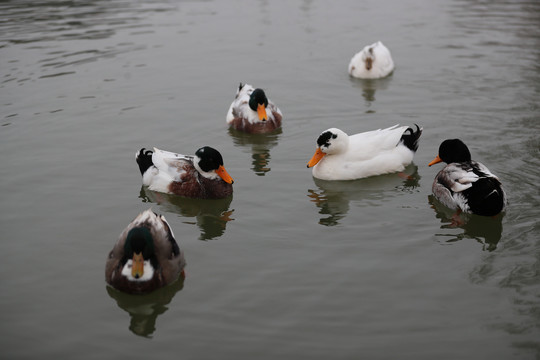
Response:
[[1, 0, 539, 359]]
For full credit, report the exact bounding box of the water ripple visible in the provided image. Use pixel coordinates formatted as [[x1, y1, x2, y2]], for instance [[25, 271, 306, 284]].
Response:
[[0, 0, 176, 84]]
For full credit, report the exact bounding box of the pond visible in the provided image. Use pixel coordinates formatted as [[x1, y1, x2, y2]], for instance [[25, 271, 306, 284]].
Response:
[[1, 0, 539, 359]]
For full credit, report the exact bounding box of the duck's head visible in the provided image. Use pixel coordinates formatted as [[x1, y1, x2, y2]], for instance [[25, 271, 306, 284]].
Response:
[[194, 146, 234, 184], [248, 88, 269, 121], [307, 128, 349, 167], [429, 139, 472, 166], [122, 227, 157, 282]]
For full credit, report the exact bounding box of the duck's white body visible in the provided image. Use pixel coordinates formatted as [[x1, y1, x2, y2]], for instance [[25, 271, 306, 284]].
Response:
[[308, 125, 421, 181], [348, 41, 395, 79], [141, 148, 184, 192]]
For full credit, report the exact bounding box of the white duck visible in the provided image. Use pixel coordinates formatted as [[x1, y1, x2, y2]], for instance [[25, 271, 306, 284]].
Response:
[[307, 125, 422, 180], [429, 139, 507, 216], [226, 83, 283, 134], [348, 41, 395, 79]]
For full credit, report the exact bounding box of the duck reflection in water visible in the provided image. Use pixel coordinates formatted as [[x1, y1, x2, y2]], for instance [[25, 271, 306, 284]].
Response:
[[106, 277, 184, 338], [139, 187, 234, 241], [308, 165, 419, 226], [429, 195, 503, 251], [349, 76, 393, 108], [227, 127, 281, 176]]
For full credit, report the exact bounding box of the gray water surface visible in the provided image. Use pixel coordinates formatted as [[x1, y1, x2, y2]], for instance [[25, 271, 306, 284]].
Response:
[[1, 1, 539, 359]]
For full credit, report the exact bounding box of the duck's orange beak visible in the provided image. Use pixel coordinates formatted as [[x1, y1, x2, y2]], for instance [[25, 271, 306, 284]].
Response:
[[428, 155, 442, 167], [257, 103, 268, 121], [131, 252, 144, 279], [307, 148, 325, 168], [216, 165, 234, 184]]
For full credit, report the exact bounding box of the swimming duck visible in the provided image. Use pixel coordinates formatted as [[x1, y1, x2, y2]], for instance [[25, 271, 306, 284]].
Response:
[[136, 146, 234, 199], [428, 139, 506, 216], [307, 124, 422, 180], [226, 83, 283, 134], [106, 209, 186, 294], [348, 41, 395, 79]]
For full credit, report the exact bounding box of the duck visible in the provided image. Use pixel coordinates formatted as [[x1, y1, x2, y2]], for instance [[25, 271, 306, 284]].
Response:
[[307, 124, 422, 180], [105, 209, 186, 294], [136, 146, 234, 199], [348, 41, 395, 79], [226, 83, 283, 134], [428, 139, 506, 216]]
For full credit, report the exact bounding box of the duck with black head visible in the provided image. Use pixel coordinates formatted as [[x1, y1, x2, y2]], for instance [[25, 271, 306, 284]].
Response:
[[136, 146, 234, 199], [105, 209, 186, 294], [429, 139, 507, 216], [226, 83, 283, 134]]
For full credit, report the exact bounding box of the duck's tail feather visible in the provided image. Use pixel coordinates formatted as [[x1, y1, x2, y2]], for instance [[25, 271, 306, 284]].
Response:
[[466, 177, 506, 216], [136, 148, 154, 176], [400, 124, 422, 152]]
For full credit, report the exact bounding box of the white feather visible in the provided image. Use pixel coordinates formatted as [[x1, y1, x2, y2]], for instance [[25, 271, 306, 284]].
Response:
[[121, 259, 155, 282], [141, 148, 192, 194], [127, 208, 167, 231]]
